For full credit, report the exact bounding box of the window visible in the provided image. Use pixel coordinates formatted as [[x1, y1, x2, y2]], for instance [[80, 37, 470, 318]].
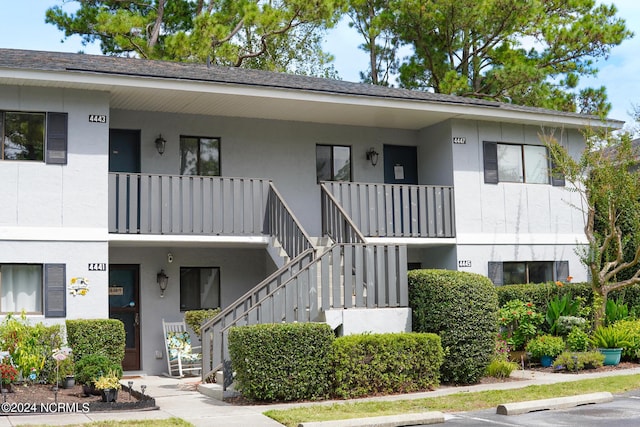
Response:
[[316, 145, 351, 182], [483, 141, 563, 186], [0, 264, 43, 313], [1, 112, 45, 160], [180, 267, 220, 311], [488, 260, 569, 286], [180, 136, 220, 176], [0, 111, 68, 164]]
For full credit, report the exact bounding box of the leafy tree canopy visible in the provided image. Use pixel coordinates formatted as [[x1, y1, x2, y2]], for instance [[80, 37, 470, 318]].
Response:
[[348, 0, 631, 116], [45, 0, 345, 76]]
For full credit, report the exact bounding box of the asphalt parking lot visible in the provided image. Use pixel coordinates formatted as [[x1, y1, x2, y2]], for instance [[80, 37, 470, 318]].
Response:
[[441, 389, 640, 426]]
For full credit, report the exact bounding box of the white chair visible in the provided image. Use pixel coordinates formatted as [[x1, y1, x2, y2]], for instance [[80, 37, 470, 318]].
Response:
[[162, 319, 202, 378]]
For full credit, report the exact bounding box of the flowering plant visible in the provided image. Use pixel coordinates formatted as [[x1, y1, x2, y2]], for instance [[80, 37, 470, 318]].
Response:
[[0, 363, 18, 385], [69, 277, 89, 296], [498, 300, 544, 350]]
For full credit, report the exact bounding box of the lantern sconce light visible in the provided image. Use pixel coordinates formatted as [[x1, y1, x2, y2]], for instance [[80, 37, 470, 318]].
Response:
[[155, 134, 167, 155], [157, 270, 169, 298], [366, 147, 379, 167]]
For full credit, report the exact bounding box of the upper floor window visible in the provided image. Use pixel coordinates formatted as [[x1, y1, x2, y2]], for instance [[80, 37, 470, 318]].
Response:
[[316, 145, 351, 182], [0, 264, 43, 314], [483, 141, 564, 186], [180, 136, 220, 176], [180, 267, 220, 311], [1, 112, 45, 161], [0, 111, 67, 164]]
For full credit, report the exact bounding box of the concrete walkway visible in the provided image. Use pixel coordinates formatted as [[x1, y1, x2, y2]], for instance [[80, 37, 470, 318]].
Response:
[[1, 367, 639, 426]]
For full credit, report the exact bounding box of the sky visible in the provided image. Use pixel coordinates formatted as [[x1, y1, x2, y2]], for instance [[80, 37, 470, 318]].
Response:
[[0, 0, 639, 128]]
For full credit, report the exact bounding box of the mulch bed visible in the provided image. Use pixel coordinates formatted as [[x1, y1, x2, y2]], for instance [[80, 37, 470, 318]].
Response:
[[1, 383, 157, 413]]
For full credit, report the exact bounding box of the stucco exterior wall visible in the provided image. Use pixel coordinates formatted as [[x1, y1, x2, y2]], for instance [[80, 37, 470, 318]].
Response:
[[450, 119, 588, 281], [109, 246, 269, 374], [0, 86, 110, 231]]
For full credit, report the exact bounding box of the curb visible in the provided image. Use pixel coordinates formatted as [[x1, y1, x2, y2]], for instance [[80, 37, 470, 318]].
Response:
[[297, 411, 445, 427], [496, 391, 614, 415]]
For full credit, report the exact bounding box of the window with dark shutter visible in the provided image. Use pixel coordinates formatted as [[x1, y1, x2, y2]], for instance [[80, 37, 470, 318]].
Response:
[[483, 141, 498, 184], [488, 261, 504, 285], [46, 112, 68, 165], [44, 263, 66, 317]]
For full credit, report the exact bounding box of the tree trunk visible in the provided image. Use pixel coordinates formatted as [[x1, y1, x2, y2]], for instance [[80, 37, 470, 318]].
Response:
[[593, 289, 607, 329]]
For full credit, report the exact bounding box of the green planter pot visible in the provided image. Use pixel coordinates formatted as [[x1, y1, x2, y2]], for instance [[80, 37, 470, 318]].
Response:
[[599, 348, 623, 366]]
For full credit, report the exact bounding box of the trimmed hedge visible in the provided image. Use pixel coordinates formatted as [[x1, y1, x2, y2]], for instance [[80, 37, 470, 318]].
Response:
[[229, 323, 334, 401], [184, 308, 220, 337], [331, 332, 443, 399], [66, 319, 126, 366], [409, 269, 498, 384]]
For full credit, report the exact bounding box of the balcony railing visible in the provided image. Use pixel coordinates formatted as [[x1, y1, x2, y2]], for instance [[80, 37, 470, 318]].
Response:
[[322, 182, 455, 238]]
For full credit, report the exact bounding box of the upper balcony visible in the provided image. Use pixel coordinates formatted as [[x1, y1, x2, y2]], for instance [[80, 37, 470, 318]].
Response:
[[321, 181, 455, 240], [108, 173, 456, 243]]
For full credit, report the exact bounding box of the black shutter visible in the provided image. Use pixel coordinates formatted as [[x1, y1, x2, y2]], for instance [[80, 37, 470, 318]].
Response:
[[44, 264, 66, 317], [550, 155, 565, 187], [46, 112, 67, 165], [483, 141, 498, 184], [555, 260, 570, 282], [488, 261, 503, 286]]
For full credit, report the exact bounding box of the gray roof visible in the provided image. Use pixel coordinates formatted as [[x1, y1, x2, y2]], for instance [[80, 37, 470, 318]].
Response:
[[0, 48, 615, 123]]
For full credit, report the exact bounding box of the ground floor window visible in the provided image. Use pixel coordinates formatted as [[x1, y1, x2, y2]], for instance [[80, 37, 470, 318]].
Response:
[[179, 267, 220, 311], [0, 264, 42, 313], [488, 260, 569, 286]]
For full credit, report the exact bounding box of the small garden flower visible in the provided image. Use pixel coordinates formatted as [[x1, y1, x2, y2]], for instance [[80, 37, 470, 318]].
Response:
[[0, 363, 18, 385]]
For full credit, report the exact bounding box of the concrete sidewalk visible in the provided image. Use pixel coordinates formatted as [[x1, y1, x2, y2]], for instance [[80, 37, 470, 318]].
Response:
[[1, 367, 640, 426]]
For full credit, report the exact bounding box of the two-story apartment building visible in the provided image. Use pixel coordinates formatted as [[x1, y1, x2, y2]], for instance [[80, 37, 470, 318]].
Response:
[[0, 48, 618, 376]]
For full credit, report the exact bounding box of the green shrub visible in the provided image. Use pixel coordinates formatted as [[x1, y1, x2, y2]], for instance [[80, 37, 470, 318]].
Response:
[[0, 313, 63, 382], [590, 325, 634, 349], [498, 300, 544, 350], [74, 354, 122, 386], [605, 298, 629, 326], [496, 282, 592, 317], [611, 319, 640, 359], [485, 359, 519, 378], [566, 328, 590, 352], [409, 269, 498, 384], [331, 333, 443, 399], [229, 323, 334, 401], [66, 319, 125, 366], [552, 351, 604, 371], [525, 335, 565, 359], [184, 308, 221, 337]]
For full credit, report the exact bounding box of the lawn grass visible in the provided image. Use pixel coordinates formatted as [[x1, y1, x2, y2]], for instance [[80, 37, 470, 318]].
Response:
[[264, 374, 640, 427], [18, 418, 193, 427]]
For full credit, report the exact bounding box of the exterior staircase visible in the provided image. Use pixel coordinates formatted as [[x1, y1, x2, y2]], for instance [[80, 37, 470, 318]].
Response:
[[200, 184, 409, 395]]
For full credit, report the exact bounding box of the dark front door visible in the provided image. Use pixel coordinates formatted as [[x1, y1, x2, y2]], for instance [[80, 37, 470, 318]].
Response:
[[384, 145, 418, 184], [109, 265, 140, 371], [109, 129, 141, 173]]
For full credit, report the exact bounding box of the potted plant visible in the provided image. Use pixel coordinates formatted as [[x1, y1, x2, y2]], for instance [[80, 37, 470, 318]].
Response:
[[590, 325, 633, 365], [525, 335, 565, 367], [0, 362, 18, 392], [75, 354, 122, 396], [59, 357, 75, 389], [94, 370, 121, 402]]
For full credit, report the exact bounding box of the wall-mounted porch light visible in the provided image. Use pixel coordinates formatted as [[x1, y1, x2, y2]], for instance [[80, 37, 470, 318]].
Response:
[[155, 134, 167, 155], [157, 270, 169, 298], [366, 147, 379, 167]]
